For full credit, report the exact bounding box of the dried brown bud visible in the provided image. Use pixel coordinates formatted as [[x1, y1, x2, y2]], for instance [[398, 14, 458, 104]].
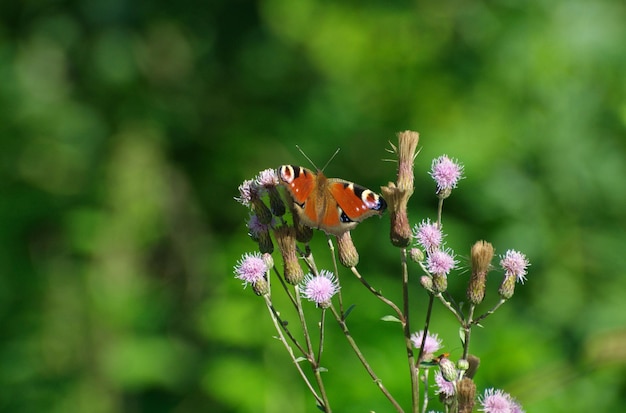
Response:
[[381, 182, 412, 247], [381, 130, 420, 248], [336, 231, 359, 267], [274, 225, 303, 284], [467, 240, 494, 304], [465, 354, 480, 379], [457, 377, 476, 413], [396, 130, 420, 192]]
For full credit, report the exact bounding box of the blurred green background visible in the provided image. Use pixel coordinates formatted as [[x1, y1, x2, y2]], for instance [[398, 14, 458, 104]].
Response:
[[1, 0, 625, 412]]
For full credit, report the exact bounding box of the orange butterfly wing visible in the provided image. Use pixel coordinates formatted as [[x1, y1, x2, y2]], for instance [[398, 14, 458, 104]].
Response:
[[328, 179, 387, 223], [278, 165, 387, 235], [278, 165, 319, 227]]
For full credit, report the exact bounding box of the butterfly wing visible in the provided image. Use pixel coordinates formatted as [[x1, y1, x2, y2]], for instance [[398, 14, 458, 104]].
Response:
[[327, 179, 387, 225], [278, 165, 319, 227]]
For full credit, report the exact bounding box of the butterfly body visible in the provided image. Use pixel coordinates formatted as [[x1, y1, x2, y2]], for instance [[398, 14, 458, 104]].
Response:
[[278, 165, 387, 236]]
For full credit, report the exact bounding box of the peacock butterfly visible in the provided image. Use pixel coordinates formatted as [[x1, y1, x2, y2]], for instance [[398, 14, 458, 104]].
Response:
[[278, 165, 387, 236]]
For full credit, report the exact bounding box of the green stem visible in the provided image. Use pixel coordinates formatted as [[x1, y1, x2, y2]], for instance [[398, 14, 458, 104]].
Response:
[[329, 304, 405, 413]]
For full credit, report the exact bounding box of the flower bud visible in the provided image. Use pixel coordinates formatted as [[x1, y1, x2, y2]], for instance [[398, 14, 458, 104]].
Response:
[[252, 198, 273, 225], [267, 186, 286, 217], [336, 231, 359, 267], [438, 356, 458, 382], [409, 247, 424, 262], [467, 240, 494, 304], [457, 377, 476, 413], [381, 182, 412, 247], [288, 203, 314, 243], [396, 130, 419, 193], [457, 358, 469, 372], [381, 130, 420, 248], [262, 253, 274, 270], [465, 354, 480, 379], [275, 225, 303, 284], [252, 278, 269, 296], [420, 275, 434, 292], [498, 274, 517, 299], [257, 229, 274, 254], [433, 273, 448, 293]]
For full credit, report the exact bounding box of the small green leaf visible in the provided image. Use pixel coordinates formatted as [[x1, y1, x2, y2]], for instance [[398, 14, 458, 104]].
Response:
[[381, 315, 401, 323], [459, 327, 465, 345], [295, 357, 307, 363], [344, 304, 356, 319]]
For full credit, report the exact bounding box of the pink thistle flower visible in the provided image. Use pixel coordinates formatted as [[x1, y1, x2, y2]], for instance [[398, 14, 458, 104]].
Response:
[[236, 179, 260, 207], [256, 168, 279, 188], [234, 252, 268, 286], [410, 330, 442, 358], [434, 371, 456, 397], [301, 270, 339, 308], [413, 219, 443, 252], [427, 248, 457, 276], [247, 214, 273, 238], [479, 388, 515, 413], [499, 250, 530, 284], [430, 155, 464, 191]]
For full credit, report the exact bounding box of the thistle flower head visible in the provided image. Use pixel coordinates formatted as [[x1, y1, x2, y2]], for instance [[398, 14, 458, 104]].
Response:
[[430, 155, 464, 196], [236, 179, 260, 207], [410, 330, 442, 359], [499, 249, 530, 284], [434, 371, 456, 397], [426, 248, 457, 276], [413, 219, 443, 252], [247, 214, 272, 237], [301, 270, 339, 308], [257, 168, 286, 216], [479, 388, 522, 413], [234, 252, 267, 286], [256, 168, 279, 187]]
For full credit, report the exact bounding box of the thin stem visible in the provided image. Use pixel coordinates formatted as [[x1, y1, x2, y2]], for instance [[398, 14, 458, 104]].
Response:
[[316, 308, 326, 365], [416, 294, 435, 365], [263, 295, 323, 407], [329, 304, 405, 413], [326, 236, 344, 314], [400, 248, 419, 413], [434, 293, 464, 325], [350, 266, 404, 320], [436, 197, 444, 226], [462, 304, 476, 360], [293, 286, 332, 412], [420, 368, 430, 413], [265, 300, 308, 355], [273, 266, 298, 308], [472, 298, 507, 325]]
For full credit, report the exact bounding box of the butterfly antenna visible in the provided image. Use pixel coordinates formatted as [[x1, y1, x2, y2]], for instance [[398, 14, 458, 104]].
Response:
[[320, 148, 340, 172], [295, 145, 320, 170]]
